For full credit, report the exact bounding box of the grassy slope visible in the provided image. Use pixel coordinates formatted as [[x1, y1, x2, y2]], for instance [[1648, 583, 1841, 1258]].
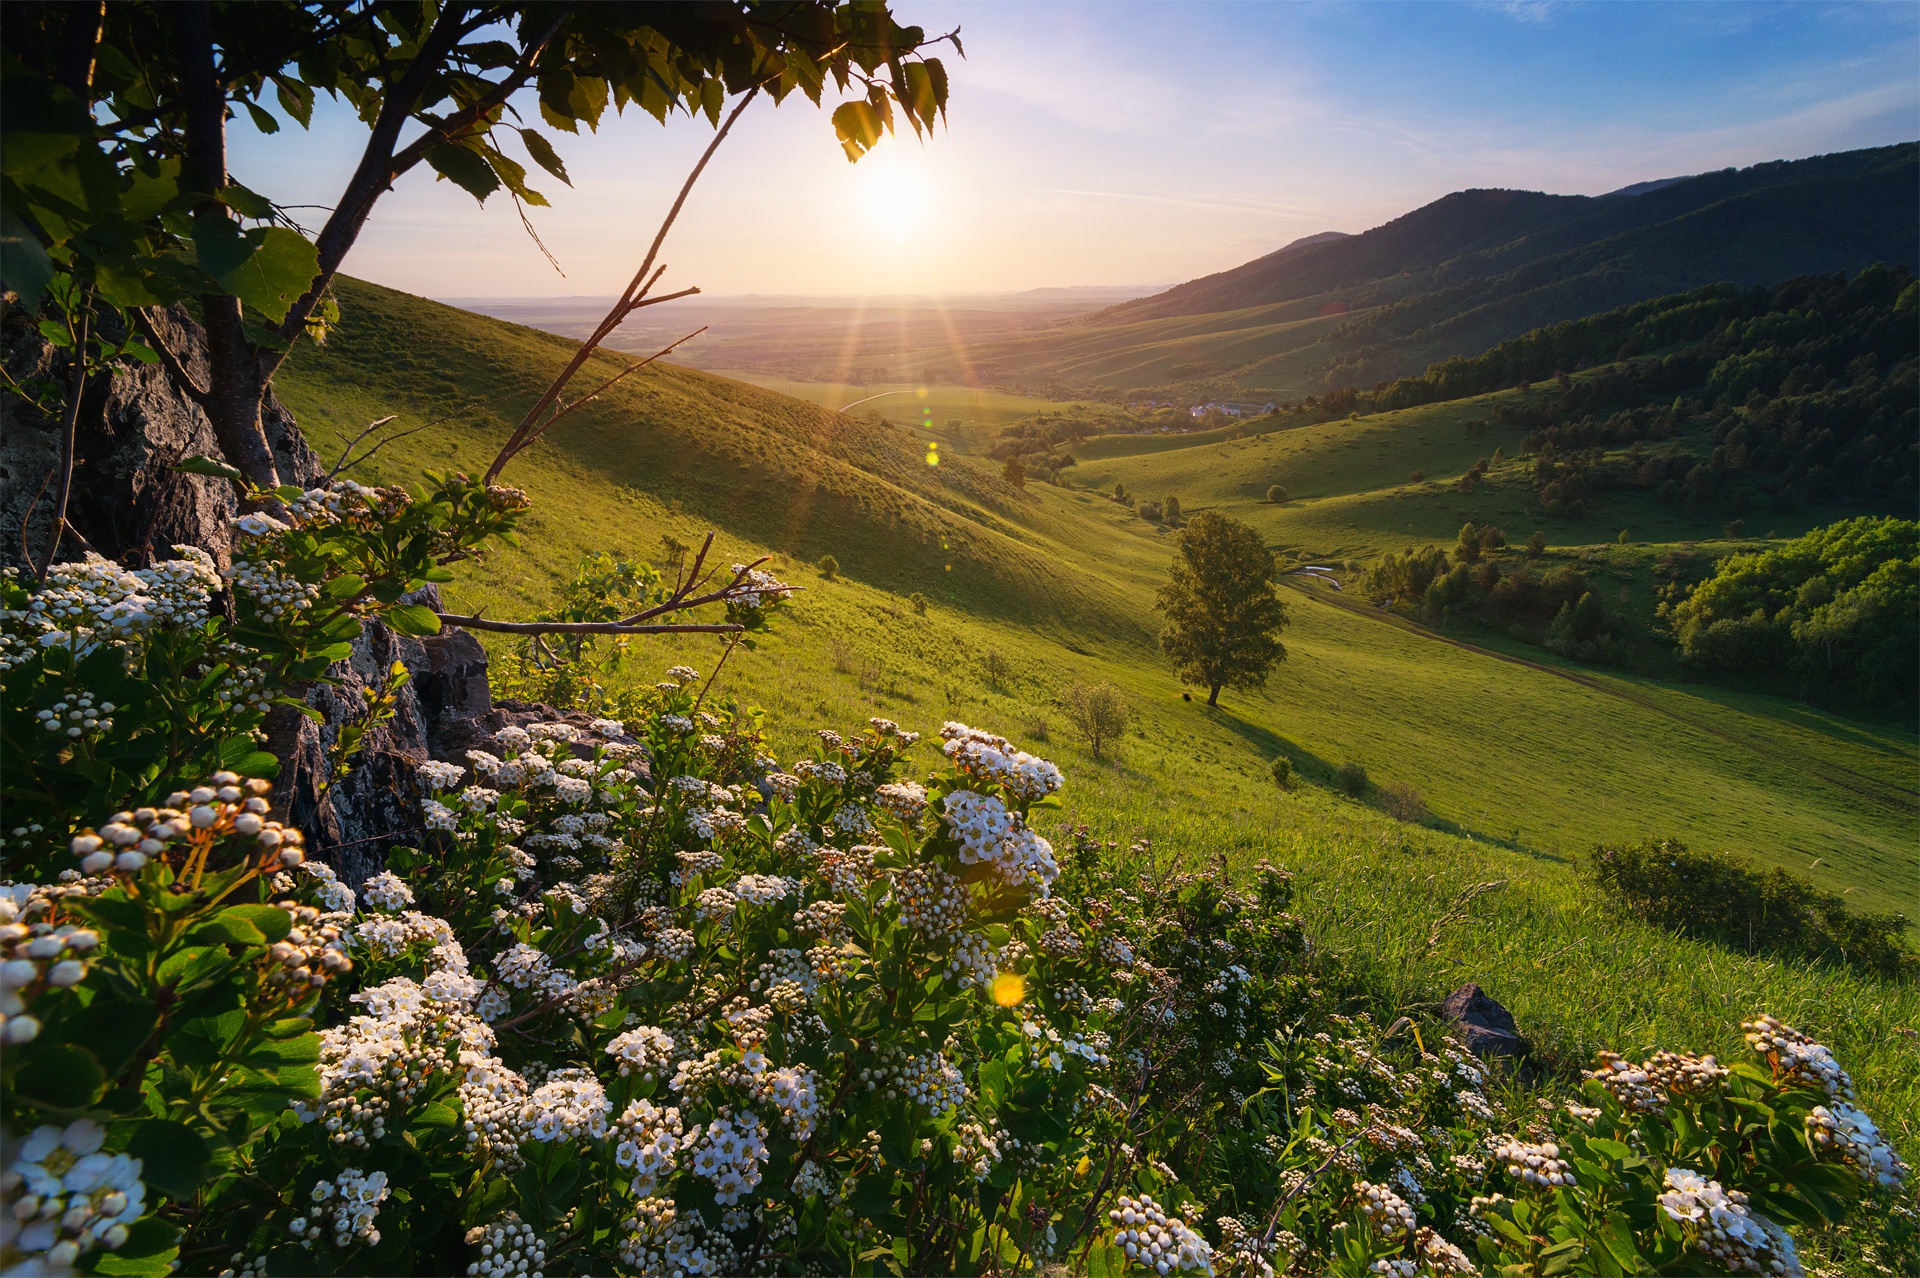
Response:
[[275, 278, 1920, 1146]]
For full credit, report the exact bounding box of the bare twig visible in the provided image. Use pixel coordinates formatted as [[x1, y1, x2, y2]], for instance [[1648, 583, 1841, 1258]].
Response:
[[36, 302, 91, 582], [434, 615, 744, 637], [494, 325, 707, 470], [324, 415, 396, 475], [482, 87, 763, 484]]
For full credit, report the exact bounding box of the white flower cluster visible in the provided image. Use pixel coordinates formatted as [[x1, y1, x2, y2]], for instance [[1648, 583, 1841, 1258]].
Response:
[[1109, 1194, 1213, 1275], [940, 721, 1064, 801], [951, 1120, 1012, 1180], [0, 1120, 146, 1268], [32, 690, 112, 740], [226, 558, 320, 619], [1490, 1137, 1574, 1189], [687, 1109, 770, 1204], [1354, 1181, 1418, 1237], [1742, 1015, 1852, 1101], [755, 1063, 823, 1140], [3, 547, 219, 669], [1586, 1049, 1727, 1115], [607, 1025, 678, 1079], [464, 1212, 546, 1278], [522, 1068, 611, 1142], [1805, 1103, 1908, 1188], [0, 897, 98, 1044], [619, 1197, 736, 1277], [726, 564, 792, 610], [360, 870, 415, 912], [1656, 1168, 1804, 1277], [296, 972, 493, 1146], [893, 865, 970, 939], [875, 779, 928, 821], [862, 1046, 968, 1114], [459, 1054, 530, 1167], [614, 1098, 683, 1197], [940, 790, 1060, 894], [72, 774, 303, 877], [291, 1167, 389, 1249], [301, 861, 357, 914]]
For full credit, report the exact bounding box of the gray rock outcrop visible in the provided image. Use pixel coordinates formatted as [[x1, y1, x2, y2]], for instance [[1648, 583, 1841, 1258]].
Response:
[[1441, 982, 1529, 1060]]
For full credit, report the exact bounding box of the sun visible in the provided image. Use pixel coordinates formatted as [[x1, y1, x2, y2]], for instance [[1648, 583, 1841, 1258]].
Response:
[[850, 145, 933, 242]]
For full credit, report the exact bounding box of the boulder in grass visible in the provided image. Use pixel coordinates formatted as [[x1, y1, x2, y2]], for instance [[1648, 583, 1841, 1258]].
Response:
[[1442, 982, 1529, 1060]]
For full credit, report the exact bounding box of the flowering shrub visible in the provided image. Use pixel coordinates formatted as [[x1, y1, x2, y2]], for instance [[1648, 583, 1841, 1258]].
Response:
[[0, 478, 1910, 1277], [1, 471, 530, 879]]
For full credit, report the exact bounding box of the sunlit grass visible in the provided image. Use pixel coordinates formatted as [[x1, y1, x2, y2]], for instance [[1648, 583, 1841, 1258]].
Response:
[[277, 278, 1920, 1157]]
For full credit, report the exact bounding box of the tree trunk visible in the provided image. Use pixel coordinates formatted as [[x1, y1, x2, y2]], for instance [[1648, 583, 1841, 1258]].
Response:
[[1207, 685, 1220, 706]]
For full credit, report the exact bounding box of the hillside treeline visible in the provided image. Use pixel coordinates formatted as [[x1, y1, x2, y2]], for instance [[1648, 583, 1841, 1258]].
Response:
[[1670, 516, 1917, 710]]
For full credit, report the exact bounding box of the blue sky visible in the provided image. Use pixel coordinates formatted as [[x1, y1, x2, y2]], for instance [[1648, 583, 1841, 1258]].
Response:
[[229, 1, 1920, 298]]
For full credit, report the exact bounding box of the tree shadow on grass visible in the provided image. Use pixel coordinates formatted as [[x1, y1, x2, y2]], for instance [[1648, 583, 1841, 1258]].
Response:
[[1201, 703, 1568, 865]]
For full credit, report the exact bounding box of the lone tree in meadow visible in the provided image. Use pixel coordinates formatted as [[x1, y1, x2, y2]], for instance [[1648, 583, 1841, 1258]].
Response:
[[1156, 511, 1289, 707]]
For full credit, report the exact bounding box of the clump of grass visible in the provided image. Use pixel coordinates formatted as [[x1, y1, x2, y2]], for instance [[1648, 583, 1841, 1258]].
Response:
[[1270, 756, 1294, 790]]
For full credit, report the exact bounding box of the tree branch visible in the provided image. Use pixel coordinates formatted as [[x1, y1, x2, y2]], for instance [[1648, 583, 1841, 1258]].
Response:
[[482, 87, 762, 484], [434, 615, 744, 637], [264, 3, 577, 368], [34, 303, 89, 582]]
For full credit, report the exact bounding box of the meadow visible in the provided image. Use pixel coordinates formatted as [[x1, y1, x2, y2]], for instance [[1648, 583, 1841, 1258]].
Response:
[[277, 278, 1920, 1150]]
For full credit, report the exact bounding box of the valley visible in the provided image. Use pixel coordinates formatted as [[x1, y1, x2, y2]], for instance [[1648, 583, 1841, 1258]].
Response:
[[277, 276, 1918, 1135]]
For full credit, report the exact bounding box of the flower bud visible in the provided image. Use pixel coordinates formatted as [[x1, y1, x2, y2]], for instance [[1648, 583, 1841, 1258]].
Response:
[[46, 960, 84, 987], [189, 787, 216, 804], [3, 1014, 41, 1043], [80, 851, 114, 875], [233, 813, 263, 835], [115, 851, 148, 873], [256, 829, 283, 848], [279, 848, 305, 868], [189, 805, 218, 828], [243, 797, 270, 814], [0, 959, 38, 988], [70, 834, 102, 855], [62, 929, 97, 951]]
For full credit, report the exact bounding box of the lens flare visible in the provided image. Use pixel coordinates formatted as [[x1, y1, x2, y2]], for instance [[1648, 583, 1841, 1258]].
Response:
[[990, 971, 1026, 1006]]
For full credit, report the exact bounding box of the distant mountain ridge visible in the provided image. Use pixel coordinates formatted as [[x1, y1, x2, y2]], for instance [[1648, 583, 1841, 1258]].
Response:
[[1102, 143, 1917, 328]]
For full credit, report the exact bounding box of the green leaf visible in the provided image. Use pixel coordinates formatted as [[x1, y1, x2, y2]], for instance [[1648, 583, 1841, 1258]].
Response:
[[832, 101, 886, 161], [127, 1120, 211, 1200], [0, 206, 55, 311], [62, 995, 159, 1079], [426, 144, 502, 203], [386, 603, 442, 636], [174, 455, 246, 482], [91, 1215, 179, 1276], [239, 99, 281, 137], [217, 183, 275, 219], [221, 904, 293, 943], [216, 225, 319, 323], [12, 1042, 106, 1108], [519, 130, 571, 185]]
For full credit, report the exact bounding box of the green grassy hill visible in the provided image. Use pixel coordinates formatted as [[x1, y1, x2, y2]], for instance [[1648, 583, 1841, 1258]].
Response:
[[275, 277, 1920, 1144]]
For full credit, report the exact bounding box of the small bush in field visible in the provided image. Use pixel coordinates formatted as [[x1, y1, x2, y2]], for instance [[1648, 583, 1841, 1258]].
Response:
[[1062, 680, 1131, 760], [1270, 756, 1294, 790], [1338, 759, 1370, 797], [1582, 838, 1917, 979], [1377, 779, 1430, 823], [909, 591, 928, 615], [1266, 484, 1287, 504], [981, 648, 1013, 687], [817, 553, 839, 579]]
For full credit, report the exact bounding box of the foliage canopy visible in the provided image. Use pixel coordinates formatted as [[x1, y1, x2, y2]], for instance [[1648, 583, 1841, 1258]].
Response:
[[1155, 512, 1288, 707]]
